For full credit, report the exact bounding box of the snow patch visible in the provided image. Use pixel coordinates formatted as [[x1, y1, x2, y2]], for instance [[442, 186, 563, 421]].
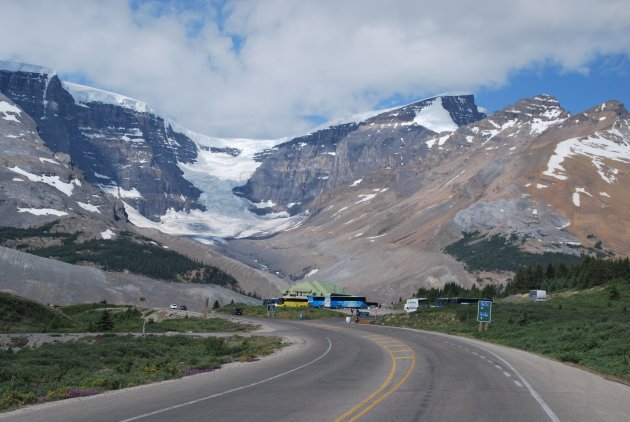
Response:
[[101, 229, 115, 240], [39, 157, 60, 165], [572, 187, 592, 207], [412, 98, 458, 133], [77, 202, 101, 213], [351, 179, 363, 187], [8, 166, 75, 196], [18, 207, 67, 216], [0, 100, 22, 122], [97, 184, 143, 199], [543, 132, 630, 183], [355, 194, 377, 204], [63, 82, 153, 114], [304, 268, 319, 278]]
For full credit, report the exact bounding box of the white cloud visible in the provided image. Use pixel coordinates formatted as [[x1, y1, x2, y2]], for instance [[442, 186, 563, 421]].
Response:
[[1, 0, 629, 138]]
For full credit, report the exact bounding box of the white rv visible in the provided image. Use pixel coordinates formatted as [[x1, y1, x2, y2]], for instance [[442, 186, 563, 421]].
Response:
[[404, 298, 428, 313], [529, 290, 547, 302]]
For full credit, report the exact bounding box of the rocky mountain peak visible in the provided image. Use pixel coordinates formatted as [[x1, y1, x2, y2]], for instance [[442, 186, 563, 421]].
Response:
[[365, 94, 485, 132]]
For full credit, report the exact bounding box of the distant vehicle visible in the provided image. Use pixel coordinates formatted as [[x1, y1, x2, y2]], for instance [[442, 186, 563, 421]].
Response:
[[232, 307, 243, 315], [308, 296, 325, 308], [262, 298, 282, 307], [179, 305, 187, 310], [529, 290, 547, 302], [404, 298, 428, 313], [275, 296, 308, 308], [323, 295, 368, 309], [169, 304, 178, 310]]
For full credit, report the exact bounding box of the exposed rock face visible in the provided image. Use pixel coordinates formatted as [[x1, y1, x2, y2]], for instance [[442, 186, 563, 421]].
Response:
[[2, 61, 630, 303], [219, 94, 630, 302], [234, 95, 485, 215], [0, 64, 203, 220], [0, 92, 119, 233]]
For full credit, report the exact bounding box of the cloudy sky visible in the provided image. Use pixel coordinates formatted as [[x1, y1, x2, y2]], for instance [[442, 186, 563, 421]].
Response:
[[2, 0, 629, 138]]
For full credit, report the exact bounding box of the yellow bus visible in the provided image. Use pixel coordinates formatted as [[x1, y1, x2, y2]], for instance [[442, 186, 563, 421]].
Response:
[[275, 296, 308, 308]]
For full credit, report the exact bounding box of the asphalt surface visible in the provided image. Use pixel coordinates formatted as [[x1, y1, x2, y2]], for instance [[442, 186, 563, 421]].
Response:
[[2, 318, 630, 421]]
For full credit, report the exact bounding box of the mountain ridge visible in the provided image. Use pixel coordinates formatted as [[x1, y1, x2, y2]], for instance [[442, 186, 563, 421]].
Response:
[[1, 60, 629, 303]]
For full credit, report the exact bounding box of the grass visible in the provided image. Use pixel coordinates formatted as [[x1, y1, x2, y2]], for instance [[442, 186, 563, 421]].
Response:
[[0, 294, 254, 334], [217, 303, 347, 320], [379, 283, 630, 384], [0, 292, 75, 333], [0, 334, 285, 411], [62, 304, 254, 334]]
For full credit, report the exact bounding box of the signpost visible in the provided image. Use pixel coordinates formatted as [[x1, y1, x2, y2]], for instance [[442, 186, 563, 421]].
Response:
[[477, 300, 492, 331]]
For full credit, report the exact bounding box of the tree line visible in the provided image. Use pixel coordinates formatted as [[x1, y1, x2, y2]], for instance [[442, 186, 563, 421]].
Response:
[[504, 256, 630, 295], [414, 256, 630, 301], [31, 233, 238, 288]]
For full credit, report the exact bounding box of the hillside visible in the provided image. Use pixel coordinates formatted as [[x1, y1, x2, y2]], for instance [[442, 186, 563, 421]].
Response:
[[380, 283, 630, 384], [0, 291, 75, 333]]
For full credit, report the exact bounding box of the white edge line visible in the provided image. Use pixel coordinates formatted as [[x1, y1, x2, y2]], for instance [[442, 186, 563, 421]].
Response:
[[390, 327, 560, 422], [120, 337, 333, 422], [463, 343, 560, 422]]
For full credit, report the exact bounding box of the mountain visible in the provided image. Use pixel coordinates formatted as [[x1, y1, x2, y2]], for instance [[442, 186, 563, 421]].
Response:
[[1, 61, 629, 303], [216, 95, 630, 301], [0, 63, 202, 220], [0, 91, 122, 235], [234, 95, 485, 216]]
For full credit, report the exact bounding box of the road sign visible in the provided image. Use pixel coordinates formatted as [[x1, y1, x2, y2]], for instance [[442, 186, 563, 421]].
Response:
[[477, 300, 492, 323]]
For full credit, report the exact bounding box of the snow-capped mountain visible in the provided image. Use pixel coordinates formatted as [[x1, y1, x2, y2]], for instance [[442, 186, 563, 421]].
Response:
[[233, 94, 484, 216], [1, 60, 629, 302], [0, 91, 123, 237], [0, 61, 301, 239]]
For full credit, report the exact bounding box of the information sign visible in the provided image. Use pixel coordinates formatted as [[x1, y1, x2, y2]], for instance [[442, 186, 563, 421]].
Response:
[[477, 300, 492, 323]]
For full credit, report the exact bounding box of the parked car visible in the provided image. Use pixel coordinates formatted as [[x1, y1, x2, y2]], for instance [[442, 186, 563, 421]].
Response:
[[232, 307, 243, 316], [169, 304, 178, 310], [179, 305, 187, 310]]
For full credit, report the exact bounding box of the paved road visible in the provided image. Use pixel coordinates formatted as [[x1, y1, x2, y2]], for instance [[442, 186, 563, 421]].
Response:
[[2, 319, 630, 421]]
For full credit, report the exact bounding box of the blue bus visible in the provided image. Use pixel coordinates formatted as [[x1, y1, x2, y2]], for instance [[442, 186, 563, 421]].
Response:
[[324, 295, 368, 309], [308, 296, 326, 308]]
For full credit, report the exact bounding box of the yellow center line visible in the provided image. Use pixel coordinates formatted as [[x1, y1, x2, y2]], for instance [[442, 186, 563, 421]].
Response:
[[334, 335, 416, 422], [348, 354, 416, 422]]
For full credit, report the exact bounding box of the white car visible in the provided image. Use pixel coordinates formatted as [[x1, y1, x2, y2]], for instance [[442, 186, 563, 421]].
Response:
[[169, 304, 178, 310]]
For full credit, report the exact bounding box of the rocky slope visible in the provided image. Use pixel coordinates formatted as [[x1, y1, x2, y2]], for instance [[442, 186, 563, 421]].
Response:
[[234, 95, 485, 216], [218, 95, 630, 301], [0, 92, 121, 235], [0, 63, 202, 220], [1, 60, 629, 303]]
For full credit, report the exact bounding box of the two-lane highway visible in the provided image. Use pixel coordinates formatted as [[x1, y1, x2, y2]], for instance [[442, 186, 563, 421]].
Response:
[[2, 318, 630, 421]]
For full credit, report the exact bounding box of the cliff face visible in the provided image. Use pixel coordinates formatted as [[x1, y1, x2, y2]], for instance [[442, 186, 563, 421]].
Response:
[[3, 61, 629, 303], [0, 92, 120, 235], [218, 94, 630, 302], [0, 65, 203, 220], [234, 95, 485, 215]]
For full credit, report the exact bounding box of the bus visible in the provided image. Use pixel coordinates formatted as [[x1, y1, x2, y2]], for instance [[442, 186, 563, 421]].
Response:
[[275, 296, 309, 308], [324, 295, 368, 309], [308, 296, 326, 308], [262, 297, 282, 307]]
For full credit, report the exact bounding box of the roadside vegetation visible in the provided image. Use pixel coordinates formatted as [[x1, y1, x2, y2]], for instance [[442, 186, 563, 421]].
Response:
[[0, 295, 253, 334], [0, 334, 285, 411], [217, 302, 346, 320], [381, 283, 630, 384], [0, 294, 286, 411]]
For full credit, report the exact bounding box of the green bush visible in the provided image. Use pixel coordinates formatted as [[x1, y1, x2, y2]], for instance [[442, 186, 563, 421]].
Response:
[[0, 334, 285, 411]]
